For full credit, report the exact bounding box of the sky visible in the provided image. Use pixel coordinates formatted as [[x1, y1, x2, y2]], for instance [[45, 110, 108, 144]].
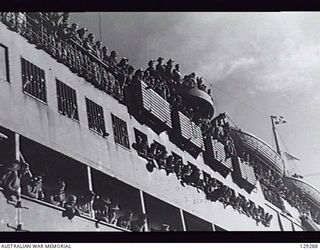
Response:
[[70, 12, 320, 190]]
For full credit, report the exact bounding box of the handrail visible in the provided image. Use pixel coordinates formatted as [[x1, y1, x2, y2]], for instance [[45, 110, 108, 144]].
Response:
[[284, 176, 320, 205], [0, 186, 129, 232], [230, 127, 284, 174]]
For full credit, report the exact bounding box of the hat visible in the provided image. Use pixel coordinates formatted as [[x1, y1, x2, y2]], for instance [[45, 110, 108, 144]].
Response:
[[79, 27, 88, 32], [110, 50, 117, 56], [167, 59, 174, 64], [157, 57, 164, 62], [148, 60, 155, 65]]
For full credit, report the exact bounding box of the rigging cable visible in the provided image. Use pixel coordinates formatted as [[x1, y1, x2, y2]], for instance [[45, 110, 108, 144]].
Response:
[[226, 114, 239, 129], [98, 12, 102, 41], [211, 84, 269, 119], [277, 128, 301, 175]]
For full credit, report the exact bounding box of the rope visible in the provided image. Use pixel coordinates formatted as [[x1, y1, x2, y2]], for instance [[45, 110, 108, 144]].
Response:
[[98, 12, 102, 41], [212, 85, 269, 119], [277, 129, 301, 175], [226, 114, 239, 129]]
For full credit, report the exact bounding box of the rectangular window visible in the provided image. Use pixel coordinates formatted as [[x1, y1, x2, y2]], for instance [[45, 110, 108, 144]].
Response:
[[0, 44, 9, 82], [56, 79, 79, 121], [111, 114, 130, 149], [85, 98, 107, 137], [21, 57, 46, 102]]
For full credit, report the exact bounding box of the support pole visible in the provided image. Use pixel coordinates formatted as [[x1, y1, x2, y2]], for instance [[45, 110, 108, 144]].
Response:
[[87, 166, 93, 191], [179, 209, 187, 231], [15, 133, 20, 161], [86, 166, 95, 218], [15, 133, 22, 231], [139, 190, 148, 232]]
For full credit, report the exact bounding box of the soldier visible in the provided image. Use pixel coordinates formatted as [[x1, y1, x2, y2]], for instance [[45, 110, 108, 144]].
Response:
[[44, 178, 66, 207], [116, 210, 133, 230], [93, 41, 103, 59], [172, 64, 182, 83], [197, 77, 206, 91], [76, 190, 96, 217], [21, 175, 44, 200], [93, 196, 112, 222], [108, 201, 120, 225], [164, 155, 175, 176], [189, 72, 197, 87], [63, 194, 81, 220], [132, 135, 148, 158], [0, 159, 30, 205], [101, 46, 109, 64], [155, 57, 165, 80], [131, 214, 147, 232], [65, 23, 81, 43], [76, 27, 88, 45], [132, 69, 144, 85], [83, 33, 95, 53], [117, 57, 129, 70], [56, 13, 70, 40], [108, 50, 118, 67], [145, 60, 156, 79], [164, 59, 174, 81]]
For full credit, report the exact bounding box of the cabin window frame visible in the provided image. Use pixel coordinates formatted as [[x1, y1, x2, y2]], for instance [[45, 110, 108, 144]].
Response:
[[111, 113, 130, 149], [0, 43, 10, 83], [85, 97, 108, 137], [56, 79, 79, 122], [21, 57, 47, 104]]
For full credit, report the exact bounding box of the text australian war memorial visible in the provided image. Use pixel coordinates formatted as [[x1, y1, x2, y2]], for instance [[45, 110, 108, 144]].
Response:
[[0, 12, 319, 232]]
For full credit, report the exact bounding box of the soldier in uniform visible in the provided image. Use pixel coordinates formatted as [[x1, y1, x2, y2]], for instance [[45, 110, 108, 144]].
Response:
[[145, 60, 156, 79], [108, 50, 118, 68], [131, 214, 147, 232], [83, 33, 95, 53], [155, 57, 165, 80], [116, 210, 134, 230], [164, 59, 174, 82], [172, 64, 182, 84], [76, 27, 88, 45], [101, 46, 109, 64], [63, 194, 81, 220], [92, 40, 103, 59]]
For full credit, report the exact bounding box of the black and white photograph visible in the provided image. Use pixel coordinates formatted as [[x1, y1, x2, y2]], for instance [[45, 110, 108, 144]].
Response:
[[0, 11, 319, 239]]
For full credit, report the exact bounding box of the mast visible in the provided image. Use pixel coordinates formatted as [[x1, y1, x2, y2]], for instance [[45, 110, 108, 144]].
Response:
[[270, 116, 281, 156]]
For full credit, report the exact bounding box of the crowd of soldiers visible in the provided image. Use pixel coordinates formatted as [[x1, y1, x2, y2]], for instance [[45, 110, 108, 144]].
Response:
[[1, 11, 239, 170], [2, 12, 318, 228], [132, 137, 273, 227], [0, 157, 148, 231], [0, 12, 212, 121], [240, 151, 320, 225]]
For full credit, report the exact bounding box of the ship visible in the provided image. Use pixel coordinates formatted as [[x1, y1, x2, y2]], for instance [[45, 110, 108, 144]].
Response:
[[0, 12, 319, 232]]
